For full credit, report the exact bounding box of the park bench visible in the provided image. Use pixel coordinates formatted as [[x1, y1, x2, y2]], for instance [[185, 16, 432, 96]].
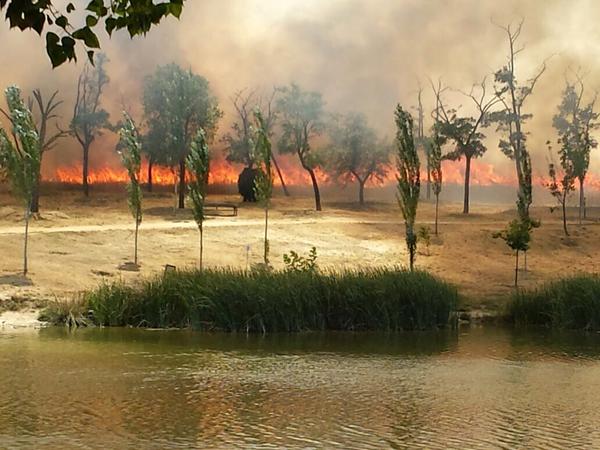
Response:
[[204, 202, 238, 217]]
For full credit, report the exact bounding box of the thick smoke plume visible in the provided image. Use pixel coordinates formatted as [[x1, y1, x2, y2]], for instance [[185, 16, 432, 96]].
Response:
[[1, 0, 600, 196]]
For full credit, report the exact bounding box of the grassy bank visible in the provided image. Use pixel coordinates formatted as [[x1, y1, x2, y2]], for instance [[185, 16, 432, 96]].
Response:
[[42, 268, 458, 332], [507, 275, 600, 330]]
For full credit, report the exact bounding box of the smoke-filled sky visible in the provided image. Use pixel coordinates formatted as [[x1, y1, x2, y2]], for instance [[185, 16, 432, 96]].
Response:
[[2, 0, 600, 187]]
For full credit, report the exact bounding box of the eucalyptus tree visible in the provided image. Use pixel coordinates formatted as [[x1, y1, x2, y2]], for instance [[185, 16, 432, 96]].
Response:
[[276, 83, 325, 211], [491, 20, 546, 223], [552, 77, 598, 223], [0, 86, 41, 275], [186, 129, 210, 270], [253, 110, 274, 266], [118, 113, 143, 266], [395, 105, 420, 271], [433, 78, 500, 214], [325, 112, 391, 205], [71, 53, 109, 197], [144, 64, 221, 209], [0, 0, 184, 67]]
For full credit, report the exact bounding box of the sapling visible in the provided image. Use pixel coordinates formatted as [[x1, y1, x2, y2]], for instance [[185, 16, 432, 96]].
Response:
[[493, 219, 531, 287], [394, 105, 420, 271], [253, 110, 273, 266], [0, 86, 41, 276], [117, 112, 143, 266], [186, 129, 210, 270]]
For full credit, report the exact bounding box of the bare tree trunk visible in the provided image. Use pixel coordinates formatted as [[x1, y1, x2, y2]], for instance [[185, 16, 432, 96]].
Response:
[[358, 179, 366, 205], [435, 193, 439, 235], [426, 161, 431, 201], [307, 168, 322, 211], [271, 154, 290, 197], [263, 206, 269, 265], [134, 216, 140, 266], [147, 159, 154, 193], [178, 159, 186, 209], [199, 223, 204, 271], [463, 155, 471, 214], [515, 250, 519, 287], [562, 200, 569, 236], [83, 144, 90, 197], [23, 206, 30, 276], [31, 172, 41, 214], [579, 177, 584, 225]]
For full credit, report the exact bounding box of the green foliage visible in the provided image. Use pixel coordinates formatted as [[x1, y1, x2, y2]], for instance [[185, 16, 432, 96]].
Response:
[[253, 110, 273, 207], [325, 112, 391, 203], [493, 219, 531, 253], [283, 247, 318, 273], [48, 267, 458, 332], [143, 63, 221, 166], [186, 129, 210, 227], [394, 105, 420, 270], [0, 86, 41, 206], [426, 131, 443, 198], [118, 112, 142, 226], [0, 0, 184, 67], [507, 275, 600, 330]]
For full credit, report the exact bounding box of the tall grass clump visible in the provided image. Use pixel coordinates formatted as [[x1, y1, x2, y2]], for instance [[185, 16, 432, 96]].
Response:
[[507, 275, 600, 330], [46, 268, 458, 332]]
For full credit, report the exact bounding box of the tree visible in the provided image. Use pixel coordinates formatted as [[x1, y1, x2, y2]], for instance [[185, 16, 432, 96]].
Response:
[[427, 131, 444, 235], [253, 110, 273, 266], [325, 112, 390, 205], [1, 88, 66, 212], [223, 88, 290, 197], [118, 112, 143, 266], [0, 86, 41, 276], [395, 105, 420, 271], [186, 129, 210, 270], [144, 64, 221, 209], [552, 77, 598, 223], [547, 156, 574, 237], [434, 78, 500, 214], [0, 0, 184, 67], [71, 53, 109, 197], [413, 85, 430, 200], [491, 19, 546, 223], [277, 83, 325, 211], [493, 219, 531, 287]]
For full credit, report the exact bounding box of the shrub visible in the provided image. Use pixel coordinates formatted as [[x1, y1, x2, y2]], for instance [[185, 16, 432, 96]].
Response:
[[43, 267, 458, 332], [507, 275, 600, 330]]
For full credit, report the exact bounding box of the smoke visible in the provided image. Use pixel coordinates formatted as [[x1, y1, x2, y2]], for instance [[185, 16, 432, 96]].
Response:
[[1, 0, 600, 193]]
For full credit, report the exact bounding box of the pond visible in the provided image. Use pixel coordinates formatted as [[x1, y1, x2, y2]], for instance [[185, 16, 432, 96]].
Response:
[[2, 326, 600, 449]]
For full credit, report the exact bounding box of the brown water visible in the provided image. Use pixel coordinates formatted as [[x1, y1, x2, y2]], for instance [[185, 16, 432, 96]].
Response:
[[2, 327, 600, 449]]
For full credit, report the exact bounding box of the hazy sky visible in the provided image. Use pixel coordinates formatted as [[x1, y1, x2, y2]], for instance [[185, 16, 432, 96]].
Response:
[[1, 0, 600, 186]]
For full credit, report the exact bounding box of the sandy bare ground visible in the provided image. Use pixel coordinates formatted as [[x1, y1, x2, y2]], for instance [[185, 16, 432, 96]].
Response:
[[1, 190, 599, 317]]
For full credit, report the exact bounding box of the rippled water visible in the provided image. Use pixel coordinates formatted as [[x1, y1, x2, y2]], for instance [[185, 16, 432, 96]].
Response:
[[2, 327, 600, 449]]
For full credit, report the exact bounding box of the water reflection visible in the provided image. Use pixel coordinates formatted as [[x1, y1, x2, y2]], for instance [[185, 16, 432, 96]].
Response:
[[1, 327, 600, 448]]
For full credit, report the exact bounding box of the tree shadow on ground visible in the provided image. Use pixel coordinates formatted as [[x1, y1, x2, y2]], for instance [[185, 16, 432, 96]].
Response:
[[0, 274, 33, 287]]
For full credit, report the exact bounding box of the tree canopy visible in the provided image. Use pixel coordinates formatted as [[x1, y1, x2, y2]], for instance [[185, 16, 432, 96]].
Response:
[[143, 63, 221, 208], [0, 0, 184, 67]]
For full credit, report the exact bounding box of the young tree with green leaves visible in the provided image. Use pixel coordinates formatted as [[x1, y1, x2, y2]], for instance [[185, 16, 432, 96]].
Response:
[[118, 112, 143, 266], [493, 219, 531, 287], [427, 133, 444, 235], [0, 86, 41, 276], [186, 129, 210, 270], [71, 53, 109, 197], [552, 77, 598, 223], [144, 64, 221, 209], [547, 156, 575, 237], [0, 0, 184, 67], [325, 112, 391, 205], [253, 110, 274, 266], [394, 105, 420, 271], [277, 83, 325, 211]]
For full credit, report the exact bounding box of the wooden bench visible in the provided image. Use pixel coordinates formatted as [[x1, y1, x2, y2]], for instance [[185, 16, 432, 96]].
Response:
[[204, 202, 238, 217]]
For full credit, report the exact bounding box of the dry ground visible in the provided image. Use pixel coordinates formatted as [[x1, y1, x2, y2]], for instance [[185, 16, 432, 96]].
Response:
[[1, 188, 599, 314]]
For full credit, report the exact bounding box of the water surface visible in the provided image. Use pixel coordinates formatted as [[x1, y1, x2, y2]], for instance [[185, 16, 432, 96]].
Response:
[[2, 327, 600, 449]]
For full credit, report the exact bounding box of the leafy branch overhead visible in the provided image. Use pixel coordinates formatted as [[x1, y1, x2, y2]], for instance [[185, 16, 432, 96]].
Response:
[[0, 0, 185, 67]]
